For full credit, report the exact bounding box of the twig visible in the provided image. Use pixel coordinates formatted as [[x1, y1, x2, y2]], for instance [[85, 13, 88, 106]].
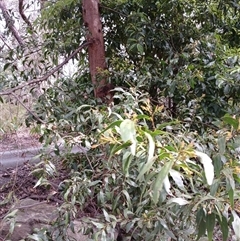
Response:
[[18, 0, 33, 31], [11, 92, 45, 124], [0, 41, 92, 96], [14, 200, 48, 210], [99, 4, 127, 17], [0, 34, 12, 50]]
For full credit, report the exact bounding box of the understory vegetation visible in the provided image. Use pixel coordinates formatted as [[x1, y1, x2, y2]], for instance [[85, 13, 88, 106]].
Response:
[[0, 0, 240, 240], [26, 81, 240, 241]]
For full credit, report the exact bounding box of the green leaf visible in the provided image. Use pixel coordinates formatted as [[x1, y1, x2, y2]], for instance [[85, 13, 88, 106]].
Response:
[[99, 120, 122, 136], [137, 156, 157, 181], [152, 159, 174, 204], [144, 131, 155, 162], [206, 213, 215, 241], [212, 154, 223, 178], [222, 115, 239, 130], [169, 169, 185, 190], [120, 119, 137, 155], [91, 221, 104, 229], [228, 188, 234, 208], [3, 209, 18, 220], [88, 180, 102, 187], [122, 190, 132, 209], [197, 218, 206, 240], [3, 62, 11, 71], [136, 114, 151, 120], [195, 151, 214, 185], [137, 43, 144, 54], [210, 180, 219, 196], [167, 197, 190, 206], [219, 216, 229, 241], [217, 136, 226, 155], [157, 121, 179, 130], [110, 141, 132, 156], [232, 211, 240, 240], [102, 209, 110, 222], [122, 152, 133, 177], [223, 168, 235, 191]]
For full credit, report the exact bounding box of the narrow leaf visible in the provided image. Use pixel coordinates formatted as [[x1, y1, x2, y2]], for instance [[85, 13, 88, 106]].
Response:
[[144, 131, 155, 162], [169, 169, 185, 189], [137, 156, 157, 181], [195, 151, 214, 185], [232, 211, 240, 240], [120, 119, 137, 155], [206, 213, 215, 241], [167, 198, 190, 206], [152, 159, 174, 204], [220, 216, 229, 241], [122, 152, 133, 177]]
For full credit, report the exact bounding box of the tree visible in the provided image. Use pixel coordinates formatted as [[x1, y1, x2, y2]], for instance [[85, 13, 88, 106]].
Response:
[[0, 1, 240, 240], [82, 0, 111, 100]]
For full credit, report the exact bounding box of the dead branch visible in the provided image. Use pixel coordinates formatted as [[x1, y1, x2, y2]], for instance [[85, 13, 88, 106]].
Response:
[[0, 0, 24, 46], [18, 0, 33, 31], [0, 41, 92, 96]]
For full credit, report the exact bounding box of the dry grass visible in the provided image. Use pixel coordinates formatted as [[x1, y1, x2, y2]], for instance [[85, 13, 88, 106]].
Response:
[[0, 102, 27, 134]]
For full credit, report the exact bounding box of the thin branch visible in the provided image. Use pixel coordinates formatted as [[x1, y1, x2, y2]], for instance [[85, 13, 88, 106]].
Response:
[[99, 4, 127, 17], [0, 41, 92, 96], [18, 0, 33, 31], [11, 92, 45, 124], [0, 0, 24, 46], [0, 34, 12, 50]]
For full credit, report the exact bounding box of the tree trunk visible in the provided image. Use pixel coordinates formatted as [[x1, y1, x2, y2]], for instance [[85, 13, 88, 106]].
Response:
[[82, 0, 112, 100]]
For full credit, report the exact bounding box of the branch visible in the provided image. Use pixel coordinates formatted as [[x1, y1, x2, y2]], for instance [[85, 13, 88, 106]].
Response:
[[0, 0, 24, 46], [11, 92, 45, 124], [0, 41, 92, 96], [0, 33, 12, 50], [18, 0, 33, 31]]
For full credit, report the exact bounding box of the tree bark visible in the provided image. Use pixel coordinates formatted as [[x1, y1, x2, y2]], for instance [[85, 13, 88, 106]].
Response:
[[82, 0, 110, 100], [0, 0, 24, 47]]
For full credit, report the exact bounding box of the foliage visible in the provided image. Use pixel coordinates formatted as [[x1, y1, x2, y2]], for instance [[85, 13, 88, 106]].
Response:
[[0, 0, 240, 240], [34, 0, 240, 124], [28, 88, 240, 241]]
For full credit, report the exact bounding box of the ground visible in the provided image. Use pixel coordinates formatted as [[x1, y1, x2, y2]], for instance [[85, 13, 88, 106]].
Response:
[[0, 128, 97, 222], [0, 127, 40, 152], [0, 128, 62, 219]]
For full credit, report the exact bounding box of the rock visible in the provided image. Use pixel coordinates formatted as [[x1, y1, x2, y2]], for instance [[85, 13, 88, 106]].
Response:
[[0, 198, 88, 241], [0, 198, 57, 240]]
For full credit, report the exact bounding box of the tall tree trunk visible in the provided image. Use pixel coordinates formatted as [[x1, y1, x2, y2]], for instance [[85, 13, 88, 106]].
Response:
[[82, 0, 112, 100]]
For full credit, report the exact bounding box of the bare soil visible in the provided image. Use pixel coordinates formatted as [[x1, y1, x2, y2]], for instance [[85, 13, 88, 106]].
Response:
[[0, 128, 59, 219], [0, 129, 97, 222], [0, 128, 41, 152], [0, 161, 66, 220]]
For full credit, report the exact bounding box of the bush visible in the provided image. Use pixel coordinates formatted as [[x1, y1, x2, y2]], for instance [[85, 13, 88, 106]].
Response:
[[29, 87, 240, 241]]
